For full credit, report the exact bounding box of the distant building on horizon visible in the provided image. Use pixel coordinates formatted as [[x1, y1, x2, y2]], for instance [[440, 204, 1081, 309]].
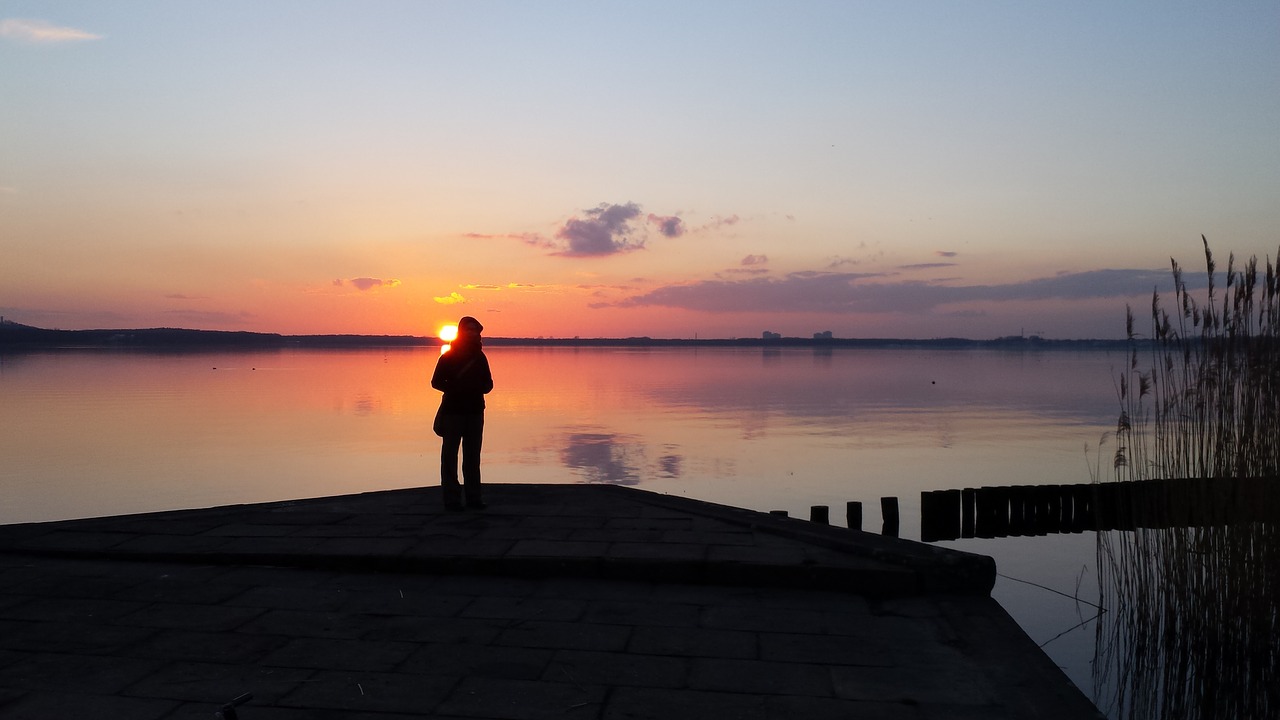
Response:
[[813, 330, 833, 340], [762, 331, 781, 340]]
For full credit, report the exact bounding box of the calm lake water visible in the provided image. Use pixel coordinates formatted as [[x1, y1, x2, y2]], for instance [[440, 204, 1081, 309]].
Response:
[[0, 345, 1123, 707]]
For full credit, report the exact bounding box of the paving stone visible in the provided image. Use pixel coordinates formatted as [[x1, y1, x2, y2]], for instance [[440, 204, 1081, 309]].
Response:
[[917, 703, 1018, 720], [607, 542, 707, 561], [4, 571, 142, 600], [877, 596, 945, 618], [765, 695, 919, 720], [0, 687, 24, 711], [400, 642, 554, 680], [582, 598, 701, 628], [212, 566, 339, 589], [121, 601, 266, 632], [627, 626, 757, 659], [461, 594, 586, 622], [15, 530, 130, 552], [424, 574, 540, 597], [314, 536, 417, 557], [701, 603, 828, 634], [831, 664, 994, 705], [545, 649, 688, 688], [130, 629, 291, 664], [107, 517, 226, 535], [0, 651, 161, 694], [758, 631, 895, 667], [244, 511, 353, 527], [509, 539, 610, 558], [0, 617, 157, 655], [287, 523, 398, 538], [235, 609, 372, 639], [568, 528, 668, 543], [223, 584, 354, 611], [708, 545, 809, 565], [531, 577, 657, 602], [437, 676, 605, 720], [277, 669, 456, 714], [125, 660, 314, 704], [162, 701, 427, 719], [496, 619, 631, 652], [828, 612, 941, 645], [215, 536, 324, 556], [663, 530, 758, 546], [359, 615, 508, 645], [0, 649, 22, 671], [346, 588, 474, 617], [0, 596, 147, 623], [690, 657, 834, 697], [603, 686, 767, 720], [113, 534, 232, 554], [202, 523, 300, 538], [402, 537, 514, 557], [520, 515, 609, 530], [605, 518, 694, 531], [486, 526, 577, 541], [0, 691, 177, 720], [259, 637, 417, 672], [113, 575, 247, 604]]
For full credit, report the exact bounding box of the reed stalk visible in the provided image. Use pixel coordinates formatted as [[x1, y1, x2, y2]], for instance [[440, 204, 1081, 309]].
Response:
[[1094, 238, 1279, 719]]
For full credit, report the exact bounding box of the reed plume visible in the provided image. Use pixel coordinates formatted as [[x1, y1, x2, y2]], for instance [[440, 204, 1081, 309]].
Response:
[[1095, 238, 1279, 719]]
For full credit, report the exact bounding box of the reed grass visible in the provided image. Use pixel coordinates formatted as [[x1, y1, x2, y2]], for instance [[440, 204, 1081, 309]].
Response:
[[1094, 238, 1279, 719]]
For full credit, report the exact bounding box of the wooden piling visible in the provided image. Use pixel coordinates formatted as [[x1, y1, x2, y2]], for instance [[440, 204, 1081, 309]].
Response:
[[920, 490, 960, 542], [881, 496, 899, 537], [810, 505, 829, 525], [960, 488, 975, 538], [846, 501, 863, 531]]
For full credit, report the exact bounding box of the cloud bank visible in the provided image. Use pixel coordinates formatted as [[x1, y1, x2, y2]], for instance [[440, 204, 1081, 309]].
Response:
[[334, 277, 401, 291], [613, 268, 1192, 315], [0, 18, 102, 43], [647, 213, 685, 238], [556, 202, 646, 257], [473, 202, 746, 258], [434, 292, 467, 305]]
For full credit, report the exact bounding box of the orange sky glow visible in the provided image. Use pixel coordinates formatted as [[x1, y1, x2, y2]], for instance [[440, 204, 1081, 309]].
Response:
[[3, 3, 1278, 340]]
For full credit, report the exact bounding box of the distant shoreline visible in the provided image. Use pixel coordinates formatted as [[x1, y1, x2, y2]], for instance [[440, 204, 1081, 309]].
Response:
[[0, 321, 1131, 351]]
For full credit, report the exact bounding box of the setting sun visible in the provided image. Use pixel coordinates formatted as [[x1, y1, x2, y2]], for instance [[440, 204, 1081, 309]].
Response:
[[438, 324, 458, 354]]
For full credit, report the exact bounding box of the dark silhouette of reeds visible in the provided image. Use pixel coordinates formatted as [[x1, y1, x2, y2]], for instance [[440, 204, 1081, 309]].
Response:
[[1095, 238, 1279, 719]]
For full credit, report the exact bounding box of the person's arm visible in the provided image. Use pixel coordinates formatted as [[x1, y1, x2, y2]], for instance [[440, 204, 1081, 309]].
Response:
[[476, 355, 494, 395], [430, 355, 451, 392]]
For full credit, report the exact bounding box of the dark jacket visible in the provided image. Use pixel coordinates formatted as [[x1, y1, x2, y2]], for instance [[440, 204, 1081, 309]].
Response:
[[431, 343, 493, 414]]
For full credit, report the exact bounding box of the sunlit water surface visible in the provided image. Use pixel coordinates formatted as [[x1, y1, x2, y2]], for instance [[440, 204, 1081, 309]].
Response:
[[1, 346, 1123, 707]]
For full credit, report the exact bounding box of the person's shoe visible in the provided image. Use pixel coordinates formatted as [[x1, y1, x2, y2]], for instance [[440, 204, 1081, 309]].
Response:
[[466, 501, 487, 510]]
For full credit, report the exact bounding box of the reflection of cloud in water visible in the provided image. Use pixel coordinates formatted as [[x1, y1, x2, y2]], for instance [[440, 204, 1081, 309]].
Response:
[[559, 430, 685, 485], [561, 432, 641, 485], [657, 446, 682, 478]]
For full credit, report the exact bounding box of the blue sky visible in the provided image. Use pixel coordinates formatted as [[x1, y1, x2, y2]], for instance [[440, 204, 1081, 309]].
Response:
[[2, 2, 1278, 338]]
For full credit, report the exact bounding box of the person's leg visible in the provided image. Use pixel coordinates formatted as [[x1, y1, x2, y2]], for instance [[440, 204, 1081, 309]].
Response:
[[461, 413, 485, 507], [440, 432, 463, 509]]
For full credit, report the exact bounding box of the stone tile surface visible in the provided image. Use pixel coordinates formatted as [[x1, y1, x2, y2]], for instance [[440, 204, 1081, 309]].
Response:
[[0, 484, 1102, 719]]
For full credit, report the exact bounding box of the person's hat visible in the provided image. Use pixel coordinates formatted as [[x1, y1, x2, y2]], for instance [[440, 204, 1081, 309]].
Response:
[[459, 316, 484, 333]]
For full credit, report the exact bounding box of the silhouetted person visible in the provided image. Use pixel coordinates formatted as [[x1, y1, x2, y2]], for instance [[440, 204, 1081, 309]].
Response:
[[431, 316, 493, 509]]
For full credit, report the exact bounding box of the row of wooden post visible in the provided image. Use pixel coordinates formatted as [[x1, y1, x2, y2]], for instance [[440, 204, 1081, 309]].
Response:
[[772, 476, 1278, 541], [771, 497, 902, 537], [921, 476, 1280, 541]]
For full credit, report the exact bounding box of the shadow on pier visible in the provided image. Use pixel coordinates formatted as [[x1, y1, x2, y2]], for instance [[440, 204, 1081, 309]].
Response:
[[919, 476, 1280, 542]]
